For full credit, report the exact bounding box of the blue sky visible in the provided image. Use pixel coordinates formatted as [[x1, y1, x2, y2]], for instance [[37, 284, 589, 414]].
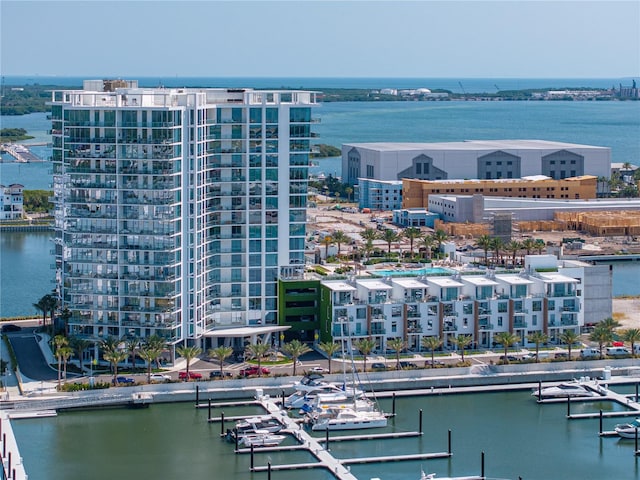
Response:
[[1, 0, 639, 78]]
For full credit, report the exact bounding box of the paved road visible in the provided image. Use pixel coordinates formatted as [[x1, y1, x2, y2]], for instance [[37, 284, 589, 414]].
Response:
[[7, 332, 58, 381]]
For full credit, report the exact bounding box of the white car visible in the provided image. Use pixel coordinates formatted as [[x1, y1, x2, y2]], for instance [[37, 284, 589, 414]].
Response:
[[149, 373, 171, 382], [308, 366, 328, 374]]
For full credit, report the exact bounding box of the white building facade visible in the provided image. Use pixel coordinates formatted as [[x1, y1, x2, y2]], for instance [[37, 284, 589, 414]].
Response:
[[49, 80, 317, 347], [321, 255, 597, 353], [0, 184, 24, 220], [342, 140, 611, 186]]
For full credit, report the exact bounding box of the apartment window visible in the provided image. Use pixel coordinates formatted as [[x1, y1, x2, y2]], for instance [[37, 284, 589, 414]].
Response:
[[498, 302, 507, 313], [497, 316, 503, 327], [532, 300, 542, 312]]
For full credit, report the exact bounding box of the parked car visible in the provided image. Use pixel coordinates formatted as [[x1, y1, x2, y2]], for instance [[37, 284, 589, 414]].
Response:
[[606, 346, 631, 357], [371, 362, 388, 371], [399, 361, 418, 369], [308, 366, 328, 374], [580, 347, 601, 358], [499, 355, 519, 362], [554, 352, 569, 360], [239, 366, 270, 377], [1, 324, 21, 333], [209, 370, 233, 379], [149, 373, 171, 382], [178, 371, 203, 380], [112, 376, 135, 385]]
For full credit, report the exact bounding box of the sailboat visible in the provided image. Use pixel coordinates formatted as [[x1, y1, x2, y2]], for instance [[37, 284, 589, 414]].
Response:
[[308, 325, 387, 431]]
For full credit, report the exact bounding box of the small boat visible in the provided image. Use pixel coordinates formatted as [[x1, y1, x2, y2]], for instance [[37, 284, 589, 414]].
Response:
[[235, 416, 283, 434], [615, 418, 640, 439], [237, 430, 286, 447], [532, 377, 598, 398], [312, 406, 388, 431]]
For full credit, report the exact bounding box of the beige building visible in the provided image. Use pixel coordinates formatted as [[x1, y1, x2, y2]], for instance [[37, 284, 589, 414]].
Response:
[[403, 175, 597, 208]]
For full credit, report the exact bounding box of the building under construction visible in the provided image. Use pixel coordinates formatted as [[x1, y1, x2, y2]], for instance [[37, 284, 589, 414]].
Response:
[[555, 211, 640, 236]]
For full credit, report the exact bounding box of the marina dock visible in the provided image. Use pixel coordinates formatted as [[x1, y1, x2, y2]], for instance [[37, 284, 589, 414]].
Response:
[[1, 143, 44, 163]]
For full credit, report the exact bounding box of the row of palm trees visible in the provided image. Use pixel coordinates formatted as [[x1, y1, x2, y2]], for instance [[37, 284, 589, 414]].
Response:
[[321, 227, 449, 263], [588, 317, 640, 359], [475, 235, 546, 267]]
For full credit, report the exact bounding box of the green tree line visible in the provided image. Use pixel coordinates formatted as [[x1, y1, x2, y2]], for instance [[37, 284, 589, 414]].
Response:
[[23, 190, 53, 213]]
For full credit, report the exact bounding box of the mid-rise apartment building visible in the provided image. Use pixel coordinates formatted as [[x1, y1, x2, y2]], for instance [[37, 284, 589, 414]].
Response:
[[315, 255, 604, 353], [49, 80, 317, 348], [0, 184, 24, 220]]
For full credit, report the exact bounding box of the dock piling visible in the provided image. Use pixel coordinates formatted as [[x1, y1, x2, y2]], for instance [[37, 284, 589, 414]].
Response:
[[481, 451, 485, 479], [250, 444, 254, 470], [281, 389, 285, 407], [393, 393, 396, 416], [325, 427, 330, 450], [196, 386, 199, 406], [635, 427, 638, 454], [599, 410, 603, 434], [209, 399, 212, 422], [567, 396, 571, 417], [636, 383, 639, 403], [220, 411, 224, 436], [538, 381, 541, 401], [267, 462, 271, 480], [448, 429, 452, 455], [234, 427, 238, 451]]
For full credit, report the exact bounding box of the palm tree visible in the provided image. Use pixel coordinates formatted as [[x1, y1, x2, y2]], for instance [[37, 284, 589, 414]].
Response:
[[42, 294, 58, 335], [345, 186, 353, 203], [589, 324, 612, 359], [599, 317, 621, 333], [494, 331, 519, 363], [244, 341, 271, 376], [208, 346, 234, 377], [476, 234, 493, 266], [69, 337, 91, 375], [421, 336, 443, 367], [318, 341, 341, 374], [452, 334, 473, 362], [53, 335, 69, 389], [380, 228, 399, 256], [387, 338, 406, 370], [526, 331, 549, 362], [138, 340, 165, 383], [534, 239, 546, 254], [60, 346, 73, 385], [282, 340, 311, 376], [176, 345, 202, 380], [490, 237, 504, 266], [559, 329, 580, 360], [124, 336, 140, 372], [33, 297, 48, 329], [622, 329, 640, 357], [419, 234, 435, 260], [505, 240, 521, 267], [353, 338, 376, 372], [59, 307, 72, 336], [521, 237, 536, 256], [433, 229, 448, 257], [331, 230, 349, 259], [320, 235, 334, 259], [101, 337, 127, 384], [403, 227, 422, 259], [360, 228, 378, 261]]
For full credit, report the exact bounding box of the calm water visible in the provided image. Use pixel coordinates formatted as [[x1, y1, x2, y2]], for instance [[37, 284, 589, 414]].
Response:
[[11, 389, 640, 480]]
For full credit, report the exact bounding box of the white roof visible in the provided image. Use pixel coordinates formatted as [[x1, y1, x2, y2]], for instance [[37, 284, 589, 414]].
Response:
[[392, 278, 428, 289], [355, 279, 393, 291], [495, 274, 534, 285], [323, 281, 357, 292], [462, 276, 499, 287], [539, 273, 579, 284], [426, 277, 464, 288], [344, 139, 608, 152]]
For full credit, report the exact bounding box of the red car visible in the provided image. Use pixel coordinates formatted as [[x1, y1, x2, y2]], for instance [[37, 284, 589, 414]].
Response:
[[178, 371, 202, 380], [239, 366, 270, 377]]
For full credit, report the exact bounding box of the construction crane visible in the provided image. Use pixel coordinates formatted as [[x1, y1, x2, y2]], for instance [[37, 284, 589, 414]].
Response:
[[458, 82, 466, 94], [494, 84, 500, 92]]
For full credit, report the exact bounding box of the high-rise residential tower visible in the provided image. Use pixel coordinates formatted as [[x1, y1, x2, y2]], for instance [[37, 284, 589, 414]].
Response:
[[49, 80, 317, 349]]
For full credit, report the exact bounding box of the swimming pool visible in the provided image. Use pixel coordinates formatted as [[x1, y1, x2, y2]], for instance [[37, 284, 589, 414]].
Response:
[[374, 266, 454, 277]]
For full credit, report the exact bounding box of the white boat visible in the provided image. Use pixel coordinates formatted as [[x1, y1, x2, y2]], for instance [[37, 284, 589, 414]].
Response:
[[614, 418, 640, 439], [311, 406, 388, 431], [307, 328, 387, 431], [532, 377, 599, 398], [237, 430, 286, 447], [286, 383, 364, 410], [235, 416, 283, 434]]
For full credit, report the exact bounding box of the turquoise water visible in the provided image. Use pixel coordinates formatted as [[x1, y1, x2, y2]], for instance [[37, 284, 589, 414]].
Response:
[[11, 389, 640, 480], [375, 267, 454, 277]]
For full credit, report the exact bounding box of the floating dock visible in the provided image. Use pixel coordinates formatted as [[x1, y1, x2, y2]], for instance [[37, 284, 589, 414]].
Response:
[[1, 143, 44, 163]]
